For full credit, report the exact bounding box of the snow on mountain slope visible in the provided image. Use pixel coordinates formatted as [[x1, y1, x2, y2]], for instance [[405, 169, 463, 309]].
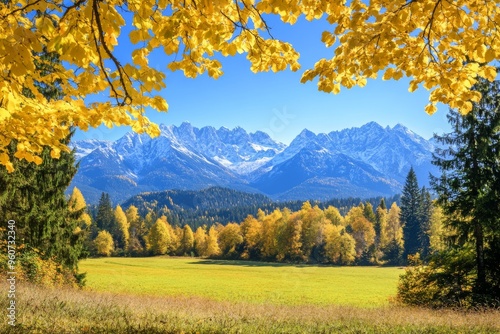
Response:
[[71, 122, 437, 204]]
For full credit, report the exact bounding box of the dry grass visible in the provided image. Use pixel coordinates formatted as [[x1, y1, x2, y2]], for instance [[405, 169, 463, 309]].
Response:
[[1, 280, 499, 333]]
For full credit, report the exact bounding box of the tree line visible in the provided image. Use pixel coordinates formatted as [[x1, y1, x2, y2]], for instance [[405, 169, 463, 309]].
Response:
[[86, 173, 438, 267], [119, 186, 401, 229]]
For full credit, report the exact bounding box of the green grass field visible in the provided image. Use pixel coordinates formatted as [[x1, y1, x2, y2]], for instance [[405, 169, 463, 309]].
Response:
[[3, 257, 499, 333], [79, 257, 402, 307]]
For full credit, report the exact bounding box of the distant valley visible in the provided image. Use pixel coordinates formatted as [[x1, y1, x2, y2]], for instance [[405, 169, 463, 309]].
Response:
[[70, 122, 438, 204]]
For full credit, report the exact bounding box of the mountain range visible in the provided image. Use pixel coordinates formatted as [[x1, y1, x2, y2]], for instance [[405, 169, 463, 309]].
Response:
[[70, 122, 438, 204]]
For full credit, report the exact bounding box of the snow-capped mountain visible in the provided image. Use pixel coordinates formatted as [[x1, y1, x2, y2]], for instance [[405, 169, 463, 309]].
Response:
[[70, 122, 437, 204]]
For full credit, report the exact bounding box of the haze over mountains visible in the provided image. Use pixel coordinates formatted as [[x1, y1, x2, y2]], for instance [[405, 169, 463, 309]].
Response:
[[70, 122, 438, 204]]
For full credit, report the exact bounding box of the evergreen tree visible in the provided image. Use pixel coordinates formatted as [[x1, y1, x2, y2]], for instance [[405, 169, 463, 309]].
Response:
[[400, 167, 423, 261], [418, 187, 432, 258], [0, 48, 86, 282], [0, 131, 85, 273], [95, 193, 114, 233], [362, 202, 377, 224], [431, 77, 500, 298]]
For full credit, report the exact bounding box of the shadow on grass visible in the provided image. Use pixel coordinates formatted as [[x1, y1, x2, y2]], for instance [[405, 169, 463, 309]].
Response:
[[188, 259, 330, 268], [187, 259, 407, 269]]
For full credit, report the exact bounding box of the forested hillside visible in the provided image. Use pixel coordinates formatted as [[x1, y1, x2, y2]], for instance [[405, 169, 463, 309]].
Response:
[[117, 186, 401, 228]]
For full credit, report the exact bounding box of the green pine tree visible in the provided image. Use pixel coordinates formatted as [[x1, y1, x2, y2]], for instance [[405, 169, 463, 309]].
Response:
[[400, 167, 423, 261], [95, 193, 115, 233], [0, 131, 85, 277], [432, 77, 500, 299]]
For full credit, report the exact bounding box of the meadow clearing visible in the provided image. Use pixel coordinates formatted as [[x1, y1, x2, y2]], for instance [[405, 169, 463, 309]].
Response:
[[2, 257, 499, 333], [79, 257, 402, 307]]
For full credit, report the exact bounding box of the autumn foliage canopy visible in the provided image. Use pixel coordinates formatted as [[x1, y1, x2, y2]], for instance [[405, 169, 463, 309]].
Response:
[[1, 0, 498, 169]]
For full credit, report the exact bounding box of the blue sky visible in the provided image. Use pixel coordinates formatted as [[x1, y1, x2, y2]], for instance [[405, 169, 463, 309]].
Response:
[[74, 15, 451, 144]]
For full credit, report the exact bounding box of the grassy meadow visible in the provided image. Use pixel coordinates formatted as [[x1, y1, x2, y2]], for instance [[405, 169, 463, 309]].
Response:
[[2, 257, 500, 333], [78, 257, 401, 307]]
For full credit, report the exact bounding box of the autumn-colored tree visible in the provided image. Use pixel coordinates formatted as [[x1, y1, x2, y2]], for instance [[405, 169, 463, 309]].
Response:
[[218, 223, 243, 258], [205, 226, 221, 258], [298, 202, 324, 260], [382, 202, 404, 265], [180, 225, 195, 256], [276, 211, 303, 262], [147, 217, 170, 255], [240, 214, 262, 260], [126, 205, 141, 231], [114, 205, 130, 251], [346, 206, 375, 260], [324, 205, 344, 226], [427, 204, 447, 254], [193, 226, 208, 257], [323, 224, 356, 265], [373, 201, 388, 264], [376, 203, 388, 248], [299, 0, 499, 115], [94, 230, 114, 257], [170, 225, 183, 255], [69, 187, 92, 229], [2, 1, 499, 170], [260, 209, 282, 260], [0, 0, 300, 170], [385, 203, 404, 248]]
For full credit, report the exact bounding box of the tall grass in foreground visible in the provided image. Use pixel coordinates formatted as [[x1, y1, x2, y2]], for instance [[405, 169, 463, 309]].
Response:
[[1, 281, 499, 334]]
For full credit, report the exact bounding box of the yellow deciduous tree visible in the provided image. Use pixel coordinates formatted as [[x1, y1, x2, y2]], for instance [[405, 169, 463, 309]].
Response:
[[218, 223, 243, 258], [0, 0, 299, 169], [298, 0, 499, 115], [68, 186, 92, 229], [205, 226, 220, 257], [114, 205, 130, 251], [385, 202, 404, 249], [240, 214, 262, 259], [276, 212, 303, 262], [193, 226, 207, 257], [180, 224, 195, 256], [94, 230, 114, 256], [323, 224, 356, 265], [2, 0, 498, 169], [346, 206, 375, 258], [147, 217, 170, 255]]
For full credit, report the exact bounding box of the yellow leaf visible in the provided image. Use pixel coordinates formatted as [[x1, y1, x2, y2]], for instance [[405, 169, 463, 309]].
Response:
[[50, 148, 61, 159], [480, 66, 497, 82], [425, 104, 437, 115], [485, 48, 495, 63], [408, 81, 419, 93], [382, 68, 394, 81], [0, 108, 10, 121]]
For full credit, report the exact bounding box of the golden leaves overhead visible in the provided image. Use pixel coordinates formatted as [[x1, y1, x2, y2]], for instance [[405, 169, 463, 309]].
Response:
[[0, 0, 300, 168], [1, 0, 499, 169], [300, 0, 500, 115]]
